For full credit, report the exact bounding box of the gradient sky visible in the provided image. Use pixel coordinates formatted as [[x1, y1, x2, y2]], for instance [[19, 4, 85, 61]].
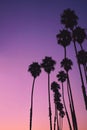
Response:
[[0, 1, 87, 130]]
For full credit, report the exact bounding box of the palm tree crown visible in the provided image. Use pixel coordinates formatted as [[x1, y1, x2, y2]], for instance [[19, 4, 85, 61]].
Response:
[[61, 58, 73, 72], [56, 29, 72, 48], [73, 26, 87, 44], [28, 62, 41, 78], [57, 70, 67, 83], [61, 8, 78, 30], [59, 110, 65, 118], [41, 56, 56, 74], [51, 81, 60, 92], [77, 50, 87, 65]]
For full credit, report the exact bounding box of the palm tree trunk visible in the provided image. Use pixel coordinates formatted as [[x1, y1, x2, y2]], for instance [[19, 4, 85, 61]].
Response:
[[64, 47, 66, 58], [54, 105, 57, 130], [62, 83, 72, 130], [67, 79, 74, 130], [67, 73, 78, 130], [59, 116, 63, 130], [48, 73, 52, 130], [84, 65, 87, 83], [30, 78, 35, 130], [83, 65, 87, 83], [80, 44, 87, 83], [73, 40, 87, 110], [56, 110, 60, 130], [80, 44, 83, 50], [63, 44, 74, 130]]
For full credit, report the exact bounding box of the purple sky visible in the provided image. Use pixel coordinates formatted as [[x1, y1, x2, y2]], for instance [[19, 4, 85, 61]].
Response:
[[0, 1, 87, 130]]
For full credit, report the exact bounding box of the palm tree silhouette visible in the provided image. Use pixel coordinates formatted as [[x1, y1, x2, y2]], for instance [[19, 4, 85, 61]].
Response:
[[51, 81, 65, 130], [61, 8, 78, 30], [56, 92, 65, 130], [61, 58, 73, 72], [56, 29, 72, 58], [73, 26, 86, 49], [77, 50, 87, 66], [28, 62, 41, 130], [57, 70, 72, 130], [60, 58, 78, 130], [51, 81, 60, 130], [41, 56, 56, 130]]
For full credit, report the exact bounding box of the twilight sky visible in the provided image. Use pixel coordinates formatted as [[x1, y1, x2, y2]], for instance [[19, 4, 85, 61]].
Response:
[[0, 1, 87, 130]]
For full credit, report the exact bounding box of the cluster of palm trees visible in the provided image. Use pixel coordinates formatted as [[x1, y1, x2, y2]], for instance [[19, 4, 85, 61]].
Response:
[[56, 8, 87, 111], [56, 8, 87, 130], [28, 56, 58, 130], [28, 8, 87, 130]]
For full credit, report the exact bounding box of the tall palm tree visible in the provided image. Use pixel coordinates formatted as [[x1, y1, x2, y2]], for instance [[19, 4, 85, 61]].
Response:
[[57, 70, 72, 130], [51, 81, 61, 130], [51, 81, 65, 130], [56, 29, 72, 58], [28, 62, 41, 130], [41, 56, 56, 130], [61, 58, 78, 130], [56, 94, 65, 130]]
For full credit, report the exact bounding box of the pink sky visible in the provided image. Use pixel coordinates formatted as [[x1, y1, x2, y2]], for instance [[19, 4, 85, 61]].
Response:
[[0, 1, 87, 130]]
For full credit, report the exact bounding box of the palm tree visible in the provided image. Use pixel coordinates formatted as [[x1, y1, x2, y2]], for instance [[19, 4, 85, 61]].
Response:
[[28, 62, 41, 130], [51, 81, 61, 130], [77, 50, 87, 66], [73, 26, 87, 49], [41, 56, 56, 130], [56, 94, 65, 130], [61, 58, 73, 72], [56, 29, 72, 58], [61, 8, 78, 30], [60, 58, 78, 130], [51, 81, 65, 130], [57, 70, 72, 130]]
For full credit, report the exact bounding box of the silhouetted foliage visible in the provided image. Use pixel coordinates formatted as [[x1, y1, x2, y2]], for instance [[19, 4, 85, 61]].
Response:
[[28, 62, 41, 78], [51, 81, 65, 130], [59, 110, 65, 118], [51, 81, 60, 92], [77, 50, 87, 65], [57, 70, 67, 83], [61, 8, 78, 30], [56, 29, 72, 48], [41, 56, 56, 74], [61, 58, 73, 72], [28, 8, 87, 130], [41, 56, 56, 130], [73, 26, 87, 44], [57, 70, 72, 130]]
